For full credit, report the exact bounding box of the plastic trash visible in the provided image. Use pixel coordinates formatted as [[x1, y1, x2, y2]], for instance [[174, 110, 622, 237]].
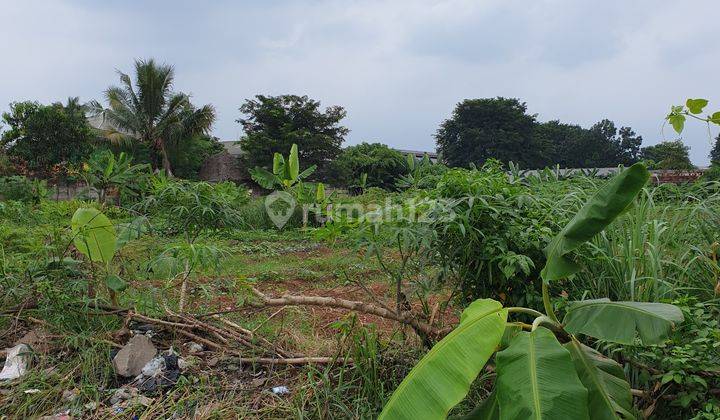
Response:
[[0, 344, 31, 380], [271, 386, 289, 395]]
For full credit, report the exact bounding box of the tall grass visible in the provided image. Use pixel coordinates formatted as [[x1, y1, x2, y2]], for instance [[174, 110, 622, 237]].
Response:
[[568, 181, 720, 303]]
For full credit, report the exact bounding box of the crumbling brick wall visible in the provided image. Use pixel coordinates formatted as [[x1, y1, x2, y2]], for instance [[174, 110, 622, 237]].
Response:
[[198, 152, 246, 183]]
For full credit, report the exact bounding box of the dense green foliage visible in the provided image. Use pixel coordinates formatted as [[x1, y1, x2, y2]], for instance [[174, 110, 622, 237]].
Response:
[[138, 175, 249, 241], [2, 71, 720, 419], [81, 150, 151, 204], [641, 140, 694, 170], [237, 94, 348, 180], [425, 161, 559, 306], [1, 98, 94, 177], [331, 142, 408, 189], [0, 175, 48, 203], [381, 163, 686, 419], [167, 134, 224, 179], [2, 158, 720, 418], [436, 98, 643, 169]]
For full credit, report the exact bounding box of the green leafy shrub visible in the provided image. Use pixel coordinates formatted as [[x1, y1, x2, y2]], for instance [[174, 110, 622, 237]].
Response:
[[138, 176, 250, 241], [615, 298, 720, 417], [427, 161, 553, 306], [331, 142, 408, 189], [0, 175, 48, 203]]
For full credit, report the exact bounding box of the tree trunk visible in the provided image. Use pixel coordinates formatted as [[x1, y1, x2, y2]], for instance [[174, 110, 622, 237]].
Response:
[[158, 138, 174, 177]]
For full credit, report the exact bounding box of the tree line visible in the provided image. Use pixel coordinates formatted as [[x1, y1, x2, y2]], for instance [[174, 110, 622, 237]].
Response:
[[1, 59, 705, 188]]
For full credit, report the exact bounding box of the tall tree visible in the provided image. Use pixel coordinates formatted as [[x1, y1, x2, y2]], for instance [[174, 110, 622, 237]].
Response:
[[1, 97, 94, 176], [618, 126, 643, 165], [435, 98, 541, 168], [534, 119, 642, 168], [89, 59, 216, 176], [710, 134, 720, 165], [641, 140, 693, 169], [533, 120, 585, 167], [237, 95, 348, 178]]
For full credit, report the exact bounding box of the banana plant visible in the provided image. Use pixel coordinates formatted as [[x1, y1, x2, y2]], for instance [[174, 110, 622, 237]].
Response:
[[349, 172, 368, 196], [82, 150, 150, 205], [249, 144, 317, 190], [379, 163, 684, 420], [305, 182, 336, 226], [398, 152, 436, 189]]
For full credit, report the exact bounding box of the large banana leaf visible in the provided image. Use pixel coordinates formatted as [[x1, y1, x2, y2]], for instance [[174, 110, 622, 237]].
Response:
[[288, 143, 300, 181], [379, 299, 507, 420], [272, 152, 284, 175], [457, 390, 499, 420], [541, 163, 649, 282], [250, 167, 279, 189], [71, 208, 117, 264], [495, 327, 589, 420], [564, 337, 635, 420], [298, 164, 317, 181], [563, 299, 683, 345]]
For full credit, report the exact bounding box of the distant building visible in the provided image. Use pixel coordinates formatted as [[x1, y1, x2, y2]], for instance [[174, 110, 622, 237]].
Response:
[[220, 141, 243, 156], [395, 149, 438, 163]]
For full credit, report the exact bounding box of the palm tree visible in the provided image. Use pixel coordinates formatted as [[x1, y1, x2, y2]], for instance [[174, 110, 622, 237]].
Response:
[[89, 59, 215, 176]]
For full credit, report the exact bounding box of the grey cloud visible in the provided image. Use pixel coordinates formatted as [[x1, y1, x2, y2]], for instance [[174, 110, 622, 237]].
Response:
[[0, 0, 718, 165]]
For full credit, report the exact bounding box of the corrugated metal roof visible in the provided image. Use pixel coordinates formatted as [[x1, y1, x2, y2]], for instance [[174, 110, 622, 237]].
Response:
[[220, 141, 243, 155]]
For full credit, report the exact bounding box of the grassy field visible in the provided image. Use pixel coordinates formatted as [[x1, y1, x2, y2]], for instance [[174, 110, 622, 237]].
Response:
[[2, 170, 720, 419], [0, 202, 444, 418]]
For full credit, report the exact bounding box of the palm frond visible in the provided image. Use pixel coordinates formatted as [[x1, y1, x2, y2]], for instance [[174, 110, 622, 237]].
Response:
[[85, 100, 105, 117], [135, 58, 174, 122], [105, 86, 133, 112], [117, 70, 141, 110], [185, 104, 216, 135]]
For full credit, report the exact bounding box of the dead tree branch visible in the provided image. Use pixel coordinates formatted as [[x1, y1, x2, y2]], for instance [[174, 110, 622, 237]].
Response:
[[250, 287, 450, 339]]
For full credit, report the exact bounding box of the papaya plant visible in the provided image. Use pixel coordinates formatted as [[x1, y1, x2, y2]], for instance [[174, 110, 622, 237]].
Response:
[[249, 143, 316, 190], [71, 207, 146, 304], [379, 163, 685, 420]]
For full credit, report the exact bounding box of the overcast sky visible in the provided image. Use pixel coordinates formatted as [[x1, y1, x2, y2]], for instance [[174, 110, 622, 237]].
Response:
[[1, 0, 718, 164]]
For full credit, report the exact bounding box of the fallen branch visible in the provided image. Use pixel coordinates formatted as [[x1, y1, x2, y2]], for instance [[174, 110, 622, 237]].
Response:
[[250, 287, 450, 339], [174, 329, 340, 365]]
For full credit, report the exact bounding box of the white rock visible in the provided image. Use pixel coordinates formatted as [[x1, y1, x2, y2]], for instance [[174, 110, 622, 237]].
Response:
[[112, 335, 156, 377]]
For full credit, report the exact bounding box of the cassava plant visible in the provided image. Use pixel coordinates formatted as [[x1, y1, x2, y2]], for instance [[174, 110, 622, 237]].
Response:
[[379, 162, 685, 420], [137, 176, 246, 311]]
